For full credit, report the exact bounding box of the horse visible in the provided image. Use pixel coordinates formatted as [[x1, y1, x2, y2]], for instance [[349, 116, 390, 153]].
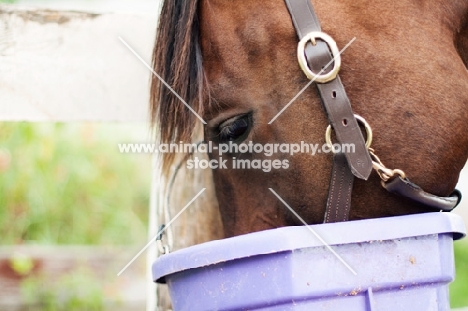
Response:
[[150, 0, 468, 238]]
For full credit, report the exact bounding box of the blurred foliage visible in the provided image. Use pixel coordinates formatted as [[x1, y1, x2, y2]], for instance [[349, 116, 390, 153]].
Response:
[[451, 240, 468, 308], [0, 123, 150, 245], [21, 266, 104, 311], [9, 252, 35, 276]]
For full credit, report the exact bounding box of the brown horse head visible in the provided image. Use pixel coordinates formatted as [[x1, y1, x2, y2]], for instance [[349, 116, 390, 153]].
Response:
[[151, 0, 468, 237]]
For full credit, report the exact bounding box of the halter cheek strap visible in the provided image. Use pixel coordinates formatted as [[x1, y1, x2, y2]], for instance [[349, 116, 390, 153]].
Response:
[[284, 0, 462, 222], [285, 0, 373, 181], [324, 152, 354, 223]]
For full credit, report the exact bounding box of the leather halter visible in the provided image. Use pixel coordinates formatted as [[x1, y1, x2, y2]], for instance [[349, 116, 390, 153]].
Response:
[[284, 0, 461, 222]]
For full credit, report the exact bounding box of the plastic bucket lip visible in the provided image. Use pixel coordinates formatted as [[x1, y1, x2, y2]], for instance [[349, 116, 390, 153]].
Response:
[[152, 212, 466, 283]]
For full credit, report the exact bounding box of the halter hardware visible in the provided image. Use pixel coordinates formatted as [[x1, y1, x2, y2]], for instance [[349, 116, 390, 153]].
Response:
[[325, 115, 407, 183], [325, 114, 372, 150], [369, 149, 407, 182], [297, 31, 341, 83], [156, 224, 170, 255]]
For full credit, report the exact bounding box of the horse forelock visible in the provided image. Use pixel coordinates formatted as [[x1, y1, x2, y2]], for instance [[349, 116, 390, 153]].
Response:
[[150, 0, 208, 175]]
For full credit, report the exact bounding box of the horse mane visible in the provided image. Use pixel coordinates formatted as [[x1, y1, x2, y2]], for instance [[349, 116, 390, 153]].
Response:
[[150, 0, 206, 175]]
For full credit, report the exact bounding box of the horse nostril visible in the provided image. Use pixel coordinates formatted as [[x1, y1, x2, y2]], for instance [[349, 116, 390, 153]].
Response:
[[342, 118, 348, 126], [332, 91, 337, 98]]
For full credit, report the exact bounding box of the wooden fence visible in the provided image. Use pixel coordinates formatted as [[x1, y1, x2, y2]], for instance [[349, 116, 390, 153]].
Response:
[[0, 5, 223, 310]]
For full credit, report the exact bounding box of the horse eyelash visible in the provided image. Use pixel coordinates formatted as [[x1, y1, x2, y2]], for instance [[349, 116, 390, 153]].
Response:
[[218, 115, 250, 141], [218, 120, 243, 138]]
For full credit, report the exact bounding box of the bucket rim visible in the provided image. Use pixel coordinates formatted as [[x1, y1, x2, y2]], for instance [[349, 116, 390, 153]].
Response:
[[152, 212, 466, 283]]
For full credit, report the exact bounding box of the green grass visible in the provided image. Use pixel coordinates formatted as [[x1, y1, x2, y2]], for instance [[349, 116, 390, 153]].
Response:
[[0, 123, 151, 245], [451, 240, 468, 308]]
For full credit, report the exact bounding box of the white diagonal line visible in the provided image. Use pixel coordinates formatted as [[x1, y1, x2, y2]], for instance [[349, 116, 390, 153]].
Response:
[[268, 37, 356, 124], [117, 188, 206, 276], [268, 188, 357, 275], [118, 36, 207, 125]]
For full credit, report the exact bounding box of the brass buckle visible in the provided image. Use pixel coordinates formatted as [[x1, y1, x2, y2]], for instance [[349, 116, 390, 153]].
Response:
[[297, 31, 341, 83]]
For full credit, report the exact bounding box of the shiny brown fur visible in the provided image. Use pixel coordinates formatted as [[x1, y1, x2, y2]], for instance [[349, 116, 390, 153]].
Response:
[[151, 0, 468, 237]]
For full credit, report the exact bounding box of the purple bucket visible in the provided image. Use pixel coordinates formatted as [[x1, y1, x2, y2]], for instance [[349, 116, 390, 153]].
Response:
[[152, 213, 466, 311]]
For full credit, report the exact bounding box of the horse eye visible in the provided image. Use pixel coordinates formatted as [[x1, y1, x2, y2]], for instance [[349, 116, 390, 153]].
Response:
[[218, 114, 251, 143]]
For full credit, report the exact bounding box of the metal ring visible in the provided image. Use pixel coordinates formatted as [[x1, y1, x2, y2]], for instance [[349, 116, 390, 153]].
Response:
[[325, 114, 373, 150], [156, 240, 169, 255], [297, 31, 341, 83]]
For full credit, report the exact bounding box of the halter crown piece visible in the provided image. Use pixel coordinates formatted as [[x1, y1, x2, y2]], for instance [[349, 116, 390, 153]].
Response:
[[284, 0, 461, 223]]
